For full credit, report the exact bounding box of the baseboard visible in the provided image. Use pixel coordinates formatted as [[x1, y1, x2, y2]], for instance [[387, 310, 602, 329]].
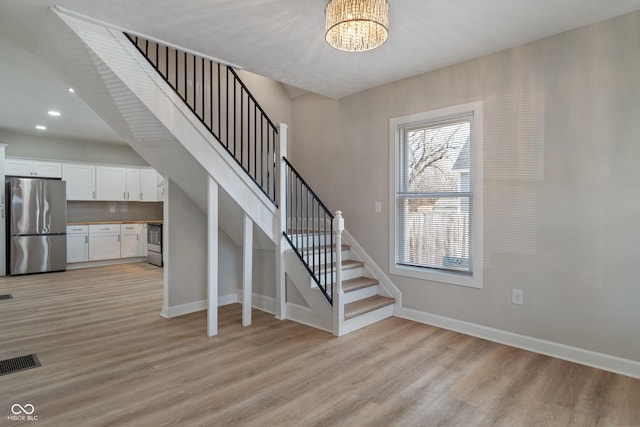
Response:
[[218, 289, 276, 314], [218, 293, 238, 306], [396, 306, 640, 379], [67, 257, 149, 270], [161, 293, 239, 318], [161, 300, 207, 318], [286, 302, 331, 333]]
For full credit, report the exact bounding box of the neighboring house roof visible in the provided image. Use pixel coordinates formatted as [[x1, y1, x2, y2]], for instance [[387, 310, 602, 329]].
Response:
[[453, 137, 471, 171]]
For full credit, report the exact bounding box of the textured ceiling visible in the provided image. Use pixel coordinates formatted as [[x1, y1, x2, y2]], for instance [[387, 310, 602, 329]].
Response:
[[1, 0, 639, 143]]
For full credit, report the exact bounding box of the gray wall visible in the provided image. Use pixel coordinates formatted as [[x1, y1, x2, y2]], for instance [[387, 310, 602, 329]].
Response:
[[165, 180, 240, 307], [0, 130, 148, 166], [290, 11, 640, 361]]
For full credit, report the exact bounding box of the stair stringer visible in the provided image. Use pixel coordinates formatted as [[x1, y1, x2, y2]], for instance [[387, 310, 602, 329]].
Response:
[[53, 9, 278, 243], [284, 248, 333, 332], [342, 230, 402, 306]]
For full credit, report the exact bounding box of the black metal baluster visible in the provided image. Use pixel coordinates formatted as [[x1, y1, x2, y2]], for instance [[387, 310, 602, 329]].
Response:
[[260, 117, 264, 187], [218, 64, 222, 142], [209, 60, 213, 132], [294, 175, 299, 249], [183, 51, 187, 102], [240, 88, 244, 167], [192, 54, 196, 113], [201, 57, 204, 123], [324, 211, 328, 291], [253, 101, 256, 180], [233, 77, 237, 156]]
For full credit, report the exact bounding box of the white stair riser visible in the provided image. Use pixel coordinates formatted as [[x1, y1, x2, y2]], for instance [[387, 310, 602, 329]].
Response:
[[343, 285, 379, 304], [308, 266, 364, 289], [341, 267, 364, 281], [341, 304, 394, 335]]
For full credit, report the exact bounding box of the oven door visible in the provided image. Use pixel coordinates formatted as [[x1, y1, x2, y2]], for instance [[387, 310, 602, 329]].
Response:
[[147, 224, 162, 253]]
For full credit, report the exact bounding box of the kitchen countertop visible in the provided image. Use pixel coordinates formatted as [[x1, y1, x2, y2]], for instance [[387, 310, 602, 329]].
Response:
[[67, 220, 164, 225]]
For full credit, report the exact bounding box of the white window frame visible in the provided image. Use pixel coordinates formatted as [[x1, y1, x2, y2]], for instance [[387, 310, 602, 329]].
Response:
[[389, 101, 483, 288]]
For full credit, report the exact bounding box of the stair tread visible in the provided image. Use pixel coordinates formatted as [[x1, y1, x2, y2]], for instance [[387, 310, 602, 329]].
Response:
[[342, 277, 379, 293], [344, 295, 395, 320], [315, 259, 364, 273]]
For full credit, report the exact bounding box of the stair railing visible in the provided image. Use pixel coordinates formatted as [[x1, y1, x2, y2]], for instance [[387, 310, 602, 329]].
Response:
[[125, 34, 278, 205], [282, 158, 337, 304], [125, 33, 341, 307]]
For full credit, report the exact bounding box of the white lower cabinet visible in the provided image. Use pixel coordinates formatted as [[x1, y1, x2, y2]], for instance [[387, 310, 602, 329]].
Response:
[[68, 222, 151, 265], [88, 224, 121, 261], [120, 223, 145, 258], [67, 225, 89, 263]]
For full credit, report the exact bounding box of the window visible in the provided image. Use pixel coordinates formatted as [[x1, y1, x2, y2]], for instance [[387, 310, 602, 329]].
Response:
[[390, 102, 483, 288]]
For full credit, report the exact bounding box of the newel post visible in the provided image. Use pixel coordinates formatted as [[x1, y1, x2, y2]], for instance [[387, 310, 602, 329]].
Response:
[[332, 210, 344, 336], [275, 123, 288, 320]]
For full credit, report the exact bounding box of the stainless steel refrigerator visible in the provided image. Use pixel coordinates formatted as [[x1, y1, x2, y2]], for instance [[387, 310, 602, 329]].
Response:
[[6, 177, 67, 275]]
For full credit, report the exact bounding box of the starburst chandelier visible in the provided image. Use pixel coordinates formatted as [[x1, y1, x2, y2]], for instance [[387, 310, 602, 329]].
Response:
[[325, 0, 390, 52]]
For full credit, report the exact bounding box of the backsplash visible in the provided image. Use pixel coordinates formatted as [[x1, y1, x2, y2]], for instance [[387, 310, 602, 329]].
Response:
[[67, 201, 163, 223]]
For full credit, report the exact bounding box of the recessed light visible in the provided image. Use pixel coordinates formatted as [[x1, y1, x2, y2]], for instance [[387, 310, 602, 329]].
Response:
[[35, 125, 47, 130], [48, 110, 61, 116], [68, 88, 75, 93]]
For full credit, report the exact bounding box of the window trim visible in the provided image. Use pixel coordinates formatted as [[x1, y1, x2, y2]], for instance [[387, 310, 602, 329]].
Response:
[[389, 101, 483, 288]]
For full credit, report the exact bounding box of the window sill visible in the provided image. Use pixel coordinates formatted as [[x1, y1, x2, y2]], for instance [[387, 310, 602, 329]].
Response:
[[390, 264, 482, 288]]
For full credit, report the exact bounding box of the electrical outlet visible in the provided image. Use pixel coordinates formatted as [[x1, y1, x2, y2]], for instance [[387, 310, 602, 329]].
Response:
[[512, 289, 524, 305], [375, 201, 382, 213]]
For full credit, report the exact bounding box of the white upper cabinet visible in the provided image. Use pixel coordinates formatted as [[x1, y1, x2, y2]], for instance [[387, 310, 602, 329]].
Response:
[[6, 157, 162, 202], [5, 158, 62, 178], [63, 163, 96, 200], [125, 168, 141, 201], [140, 169, 159, 201], [96, 166, 127, 201]]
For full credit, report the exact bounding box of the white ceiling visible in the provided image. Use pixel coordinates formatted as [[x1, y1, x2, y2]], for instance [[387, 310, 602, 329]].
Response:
[[1, 0, 640, 144]]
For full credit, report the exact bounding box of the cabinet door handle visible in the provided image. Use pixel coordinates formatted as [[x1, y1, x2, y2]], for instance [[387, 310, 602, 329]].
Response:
[[136, 233, 139, 241], [124, 192, 126, 199], [118, 235, 120, 242], [140, 192, 143, 200], [93, 191, 96, 199], [85, 236, 88, 244]]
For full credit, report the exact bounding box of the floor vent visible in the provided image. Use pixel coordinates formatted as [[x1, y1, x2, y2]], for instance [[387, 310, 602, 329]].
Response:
[[0, 354, 41, 376], [0, 294, 13, 300]]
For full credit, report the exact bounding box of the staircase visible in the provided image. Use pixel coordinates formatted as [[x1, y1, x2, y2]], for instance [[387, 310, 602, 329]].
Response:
[[47, 7, 396, 336]]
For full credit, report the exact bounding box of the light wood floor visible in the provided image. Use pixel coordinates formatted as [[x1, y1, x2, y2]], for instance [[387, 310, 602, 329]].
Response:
[[1, 263, 639, 426]]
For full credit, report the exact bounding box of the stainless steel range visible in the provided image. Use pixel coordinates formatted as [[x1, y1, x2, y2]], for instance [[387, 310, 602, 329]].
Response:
[[146, 222, 163, 267]]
